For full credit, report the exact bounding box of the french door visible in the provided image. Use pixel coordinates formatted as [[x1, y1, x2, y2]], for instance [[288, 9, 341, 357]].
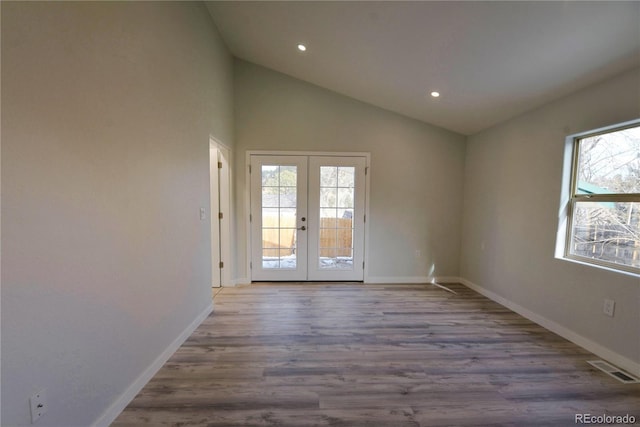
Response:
[[250, 154, 366, 281]]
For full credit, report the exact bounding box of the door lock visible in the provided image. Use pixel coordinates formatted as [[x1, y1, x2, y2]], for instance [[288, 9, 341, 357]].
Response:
[[297, 226, 306, 231]]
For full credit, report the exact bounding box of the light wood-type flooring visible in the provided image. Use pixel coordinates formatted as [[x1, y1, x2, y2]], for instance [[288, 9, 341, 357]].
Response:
[[112, 283, 640, 426]]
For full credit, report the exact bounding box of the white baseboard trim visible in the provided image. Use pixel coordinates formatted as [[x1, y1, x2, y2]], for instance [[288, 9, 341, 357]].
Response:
[[458, 277, 640, 377], [365, 276, 461, 284], [93, 302, 214, 427], [231, 277, 251, 286], [366, 276, 430, 284], [433, 276, 461, 284]]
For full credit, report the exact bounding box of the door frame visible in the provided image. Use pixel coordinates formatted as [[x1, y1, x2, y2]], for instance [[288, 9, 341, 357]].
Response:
[[210, 136, 233, 287], [245, 150, 371, 282]]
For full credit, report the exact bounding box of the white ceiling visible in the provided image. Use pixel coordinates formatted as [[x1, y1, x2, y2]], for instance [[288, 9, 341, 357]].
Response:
[[206, 1, 640, 135]]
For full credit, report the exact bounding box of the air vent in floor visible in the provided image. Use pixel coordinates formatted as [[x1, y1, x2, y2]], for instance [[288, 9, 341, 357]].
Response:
[[588, 360, 639, 384]]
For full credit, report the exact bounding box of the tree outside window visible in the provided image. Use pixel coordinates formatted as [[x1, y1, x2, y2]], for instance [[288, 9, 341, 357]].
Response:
[[568, 123, 640, 273]]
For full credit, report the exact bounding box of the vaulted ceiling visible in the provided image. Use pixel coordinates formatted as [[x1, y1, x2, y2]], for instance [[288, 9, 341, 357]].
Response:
[[206, 1, 640, 135]]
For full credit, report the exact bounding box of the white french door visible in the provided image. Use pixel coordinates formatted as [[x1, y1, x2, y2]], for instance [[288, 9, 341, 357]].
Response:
[[250, 154, 366, 281], [250, 155, 308, 281]]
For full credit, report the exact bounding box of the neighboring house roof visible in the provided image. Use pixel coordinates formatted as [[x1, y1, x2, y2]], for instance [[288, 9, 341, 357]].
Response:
[[262, 194, 297, 209], [578, 181, 610, 195], [577, 181, 615, 208]]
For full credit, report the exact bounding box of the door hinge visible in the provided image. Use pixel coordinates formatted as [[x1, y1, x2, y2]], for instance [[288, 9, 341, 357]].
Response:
[[365, 166, 369, 175], [249, 214, 252, 222], [249, 165, 252, 174], [218, 212, 223, 219], [362, 261, 365, 269], [250, 261, 253, 269], [364, 214, 366, 223], [218, 161, 223, 169], [219, 261, 224, 269]]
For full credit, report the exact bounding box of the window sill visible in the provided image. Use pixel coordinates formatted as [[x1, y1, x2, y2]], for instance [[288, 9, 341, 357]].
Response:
[[556, 256, 640, 279]]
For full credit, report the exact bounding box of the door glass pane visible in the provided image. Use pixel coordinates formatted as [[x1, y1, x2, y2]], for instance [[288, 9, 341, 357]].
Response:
[[338, 188, 354, 208], [338, 167, 354, 187], [321, 167, 337, 187], [320, 208, 338, 219], [261, 165, 298, 270], [279, 208, 296, 225], [262, 188, 279, 207], [318, 166, 355, 270], [320, 188, 337, 208], [279, 187, 296, 207]]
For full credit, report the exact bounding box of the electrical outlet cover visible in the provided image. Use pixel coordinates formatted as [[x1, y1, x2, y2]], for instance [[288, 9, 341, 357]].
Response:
[[603, 299, 615, 317], [30, 390, 47, 423]]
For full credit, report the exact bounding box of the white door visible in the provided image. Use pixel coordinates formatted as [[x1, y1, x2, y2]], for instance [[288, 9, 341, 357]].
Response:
[[210, 139, 232, 287], [210, 144, 221, 287], [308, 156, 366, 281], [250, 154, 366, 281], [250, 155, 308, 281]]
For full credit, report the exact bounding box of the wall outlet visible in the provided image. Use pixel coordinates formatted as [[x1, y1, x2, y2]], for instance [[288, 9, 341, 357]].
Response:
[[30, 389, 47, 423], [199, 207, 206, 220], [414, 249, 421, 258], [603, 299, 615, 317]]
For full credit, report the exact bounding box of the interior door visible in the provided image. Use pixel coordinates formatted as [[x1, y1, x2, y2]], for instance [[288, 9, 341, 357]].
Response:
[[209, 144, 221, 288], [250, 155, 308, 281], [250, 154, 366, 281]]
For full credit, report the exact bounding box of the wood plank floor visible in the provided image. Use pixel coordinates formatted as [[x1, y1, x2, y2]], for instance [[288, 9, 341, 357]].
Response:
[[112, 283, 640, 426]]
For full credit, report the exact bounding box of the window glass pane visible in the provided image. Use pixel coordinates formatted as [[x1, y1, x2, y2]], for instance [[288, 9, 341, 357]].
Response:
[[279, 249, 296, 269], [261, 165, 279, 186], [319, 249, 354, 270], [260, 163, 298, 271], [577, 126, 640, 194], [321, 166, 337, 187], [278, 166, 297, 186], [338, 167, 355, 188], [320, 208, 338, 220], [279, 229, 295, 249], [262, 189, 278, 207], [279, 208, 296, 226], [320, 188, 337, 208], [319, 228, 337, 248], [336, 217, 353, 230], [570, 201, 640, 269], [279, 187, 296, 208], [262, 208, 279, 226], [262, 228, 279, 249], [262, 248, 280, 269], [340, 209, 354, 220], [338, 188, 354, 208]]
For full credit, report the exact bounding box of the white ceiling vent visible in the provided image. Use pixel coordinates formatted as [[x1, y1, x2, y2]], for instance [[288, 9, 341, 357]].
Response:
[[588, 360, 639, 384]]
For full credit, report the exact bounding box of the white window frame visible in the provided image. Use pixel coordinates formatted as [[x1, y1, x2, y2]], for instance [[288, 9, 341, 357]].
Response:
[[556, 119, 640, 276]]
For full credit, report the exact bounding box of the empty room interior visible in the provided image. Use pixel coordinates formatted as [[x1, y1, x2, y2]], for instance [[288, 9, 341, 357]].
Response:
[[2, 1, 640, 426]]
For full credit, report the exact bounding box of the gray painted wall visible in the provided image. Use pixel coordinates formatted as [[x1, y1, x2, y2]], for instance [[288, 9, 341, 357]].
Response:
[[460, 67, 640, 372], [233, 60, 467, 283], [2, 2, 638, 425], [1, 2, 233, 425]]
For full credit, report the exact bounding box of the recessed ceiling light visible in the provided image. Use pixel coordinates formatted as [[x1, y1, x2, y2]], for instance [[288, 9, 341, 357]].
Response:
[[430, 91, 440, 98], [297, 44, 307, 52]]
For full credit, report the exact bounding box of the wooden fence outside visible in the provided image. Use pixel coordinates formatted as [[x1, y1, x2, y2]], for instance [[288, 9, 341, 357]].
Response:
[[262, 217, 353, 257]]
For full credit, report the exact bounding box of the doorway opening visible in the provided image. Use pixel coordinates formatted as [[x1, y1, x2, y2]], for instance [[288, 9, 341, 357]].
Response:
[[210, 137, 232, 288]]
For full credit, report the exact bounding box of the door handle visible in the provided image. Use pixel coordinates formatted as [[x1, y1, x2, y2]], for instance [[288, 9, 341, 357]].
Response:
[[297, 226, 306, 231]]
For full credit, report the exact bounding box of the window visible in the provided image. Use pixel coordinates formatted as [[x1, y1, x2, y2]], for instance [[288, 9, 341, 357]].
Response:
[[563, 121, 640, 274]]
